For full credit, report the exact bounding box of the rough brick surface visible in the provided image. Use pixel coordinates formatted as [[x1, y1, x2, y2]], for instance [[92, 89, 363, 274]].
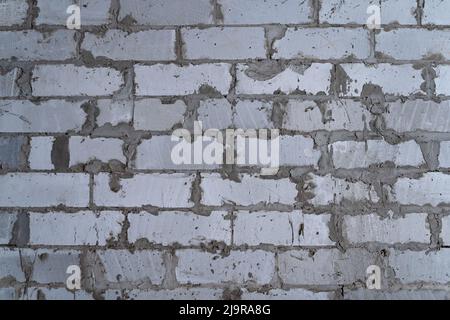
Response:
[[330, 140, 425, 168], [118, 0, 214, 25], [176, 250, 275, 285], [68, 137, 126, 166], [0, 173, 89, 207], [182, 27, 266, 60], [1, 0, 449, 301], [94, 173, 195, 207], [340, 64, 423, 96], [274, 28, 371, 60], [278, 249, 379, 285], [128, 211, 231, 245], [233, 211, 333, 246], [200, 174, 297, 206], [32, 65, 123, 97], [82, 30, 176, 61], [218, 0, 313, 24], [390, 173, 450, 206], [342, 213, 430, 244], [0, 30, 77, 61], [36, 0, 111, 26], [0, 100, 87, 133], [29, 211, 124, 246], [135, 63, 232, 96], [0, 0, 29, 26], [236, 63, 332, 94]]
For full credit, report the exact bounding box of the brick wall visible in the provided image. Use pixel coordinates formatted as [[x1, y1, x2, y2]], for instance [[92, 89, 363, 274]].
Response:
[[1, 0, 450, 300]]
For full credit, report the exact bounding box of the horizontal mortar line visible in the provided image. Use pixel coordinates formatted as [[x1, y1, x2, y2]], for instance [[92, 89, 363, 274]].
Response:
[[0, 95, 446, 104], [0, 283, 343, 292], [0, 130, 377, 137], [6, 131, 450, 138], [1, 166, 446, 173], [3, 58, 450, 65], [2, 167, 447, 175], [6, 23, 450, 31], [0, 205, 446, 214], [180, 58, 450, 64], [0, 244, 340, 251], [0, 205, 297, 211], [1, 96, 450, 102]]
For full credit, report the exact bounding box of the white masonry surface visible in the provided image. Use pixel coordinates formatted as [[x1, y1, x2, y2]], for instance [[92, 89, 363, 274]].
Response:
[[0, 0, 449, 300]]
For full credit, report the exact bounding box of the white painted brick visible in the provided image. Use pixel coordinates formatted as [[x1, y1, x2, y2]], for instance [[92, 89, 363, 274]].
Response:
[[135, 135, 218, 170], [22, 288, 93, 300], [0, 68, 20, 97], [32, 65, 123, 97], [435, 66, 450, 96], [135, 135, 184, 170], [279, 249, 379, 285], [234, 211, 332, 246], [128, 211, 231, 245], [82, 30, 176, 61], [0, 248, 27, 282], [342, 213, 430, 244], [283, 99, 371, 131], [279, 135, 321, 166], [29, 136, 54, 170], [105, 288, 223, 300], [438, 142, 450, 168], [198, 99, 275, 130], [0, 212, 16, 244], [69, 136, 126, 166], [133, 99, 186, 130], [176, 249, 275, 285], [0, 173, 89, 207], [182, 27, 266, 60], [440, 216, 450, 245], [241, 289, 331, 300], [234, 134, 320, 168], [135, 63, 232, 96], [96, 99, 133, 127], [219, 0, 312, 24], [274, 28, 370, 60], [198, 99, 233, 129], [384, 99, 450, 133], [390, 250, 450, 284], [377, 29, 450, 60], [0, 0, 28, 26], [340, 63, 424, 96], [236, 63, 332, 95], [381, 0, 418, 25], [320, 0, 416, 24], [233, 100, 273, 129], [320, 0, 378, 24], [31, 249, 81, 284], [305, 174, 379, 206], [331, 140, 425, 168], [36, 0, 111, 25], [94, 173, 194, 208], [93, 250, 165, 285], [344, 289, 450, 300], [118, 0, 214, 25], [390, 173, 450, 206], [200, 173, 297, 206], [29, 211, 124, 245], [0, 30, 77, 61], [423, 0, 450, 25], [0, 100, 87, 133]]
